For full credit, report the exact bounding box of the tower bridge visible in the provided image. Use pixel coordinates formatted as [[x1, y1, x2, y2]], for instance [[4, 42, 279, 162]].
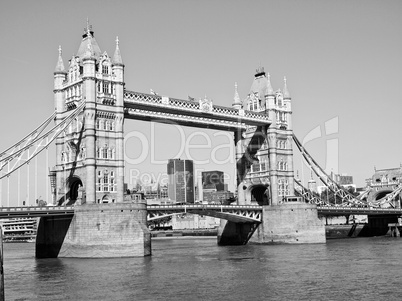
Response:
[[1, 23, 401, 258]]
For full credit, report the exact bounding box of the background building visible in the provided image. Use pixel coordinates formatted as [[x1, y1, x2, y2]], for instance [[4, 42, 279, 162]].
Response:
[[202, 170, 225, 191], [200, 170, 234, 204], [167, 159, 194, 203]]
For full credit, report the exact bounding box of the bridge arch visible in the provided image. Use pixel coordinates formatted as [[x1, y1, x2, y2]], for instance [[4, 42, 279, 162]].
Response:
[[373, 190, 393, 201], [245, 184, 269, 206], [100, 194, 115, 204], [65, 176, 83, 205]]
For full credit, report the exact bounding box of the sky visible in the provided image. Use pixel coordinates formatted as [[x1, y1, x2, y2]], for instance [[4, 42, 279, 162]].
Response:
[[0, 0, 401, 205]]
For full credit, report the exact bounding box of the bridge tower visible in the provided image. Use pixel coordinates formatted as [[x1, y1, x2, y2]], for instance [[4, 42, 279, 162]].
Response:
[[52, 23, 125, 205], [234, 68, 294, 206], [220, 68, 325, 245], [38, 23, 150, 258]]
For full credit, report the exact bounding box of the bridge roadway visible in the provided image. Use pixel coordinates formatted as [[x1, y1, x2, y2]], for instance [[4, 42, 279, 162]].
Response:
[[0, 204, 400, 220], [147, 204, 262, 223]]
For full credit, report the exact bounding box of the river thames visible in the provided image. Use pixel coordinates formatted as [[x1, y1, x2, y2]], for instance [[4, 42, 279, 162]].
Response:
[[4, 236, 402, 300]]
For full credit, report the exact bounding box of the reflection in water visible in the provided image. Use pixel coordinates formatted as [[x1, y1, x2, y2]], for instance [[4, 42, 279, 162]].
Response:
[[4, 237, 402, 300]]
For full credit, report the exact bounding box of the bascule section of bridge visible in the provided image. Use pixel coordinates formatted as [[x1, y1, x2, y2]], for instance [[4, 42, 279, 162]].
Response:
[[148, 204, 262, 223]]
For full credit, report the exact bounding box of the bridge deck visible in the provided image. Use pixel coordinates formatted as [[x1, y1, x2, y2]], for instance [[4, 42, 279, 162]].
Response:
[[317, 206, 402, 216], [0, 206, 74, 218], [147, 204, 262, 223], [0, 205, 400, 220]]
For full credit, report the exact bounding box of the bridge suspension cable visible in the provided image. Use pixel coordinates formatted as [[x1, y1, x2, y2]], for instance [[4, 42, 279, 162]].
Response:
[[293, 134, 366, 207], [293, 177, 328, 205], [0, 111, 56, 159], [293, 134, 402, 208], [0, 103, 85, 180]]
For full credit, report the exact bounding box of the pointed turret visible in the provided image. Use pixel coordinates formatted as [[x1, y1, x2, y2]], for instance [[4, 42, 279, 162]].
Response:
[[267, 73, 274, 95], [283, 76, 291, 99], [83, 26, 96, 61], [54, 46, 66, 74], [112, 36, 124, 66], [54, 46, 66, 114], [265, 72, 275, 110], [232, 82, 242, 109], [77, 20, 102, 61]]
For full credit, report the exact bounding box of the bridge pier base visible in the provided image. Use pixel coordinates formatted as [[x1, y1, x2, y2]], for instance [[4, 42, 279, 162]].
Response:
[[359, 215, 399, 237], [217, 220, 259, 245], [249, 202, 325, 244], [36, 202, 151, 258]]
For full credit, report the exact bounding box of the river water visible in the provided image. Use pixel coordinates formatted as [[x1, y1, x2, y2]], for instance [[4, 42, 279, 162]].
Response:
[[3, 237, 402, 301]]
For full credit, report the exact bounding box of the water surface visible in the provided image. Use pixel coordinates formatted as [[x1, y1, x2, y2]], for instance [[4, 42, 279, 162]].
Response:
[[4, 237, 402, 300]]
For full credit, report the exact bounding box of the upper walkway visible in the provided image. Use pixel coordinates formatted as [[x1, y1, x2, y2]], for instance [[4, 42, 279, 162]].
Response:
[[124, 90, 271, 131]]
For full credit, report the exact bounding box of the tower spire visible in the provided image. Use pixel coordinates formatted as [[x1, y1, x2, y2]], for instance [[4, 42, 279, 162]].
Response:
[[112, 36, 124, 66], [267, 72, 274, 95], [54, 45, 66, 73], [84, 17, 93, 38], [283, 76, 291, 99], [84, 39, 95, 59], [232, 82, 242, 109]]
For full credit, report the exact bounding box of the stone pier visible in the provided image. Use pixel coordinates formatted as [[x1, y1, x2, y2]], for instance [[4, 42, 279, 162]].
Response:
[[36, 202, 151, 258], [249, 202, 325, 244]]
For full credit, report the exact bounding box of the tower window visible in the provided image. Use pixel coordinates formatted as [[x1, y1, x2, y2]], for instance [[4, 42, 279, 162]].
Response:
[[103, 148, 108, 159], [102, 82, 109, 94], [103, 64, 109, 75]]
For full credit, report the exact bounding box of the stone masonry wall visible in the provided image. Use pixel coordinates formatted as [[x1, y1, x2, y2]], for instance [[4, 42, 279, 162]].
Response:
[[250, 202, 325, 244], [58, 202, 151, 257]]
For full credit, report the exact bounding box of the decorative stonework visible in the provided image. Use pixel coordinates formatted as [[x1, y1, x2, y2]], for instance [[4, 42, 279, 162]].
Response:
[[161, 96, 169, 105], [199, 97, 213, 113]]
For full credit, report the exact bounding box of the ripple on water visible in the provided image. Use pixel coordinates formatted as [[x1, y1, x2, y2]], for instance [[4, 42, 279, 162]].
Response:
[[3, 237, 402, 301]]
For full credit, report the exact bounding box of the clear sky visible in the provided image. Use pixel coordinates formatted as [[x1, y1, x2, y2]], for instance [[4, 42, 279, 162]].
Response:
[[0, 0, 401, 205]]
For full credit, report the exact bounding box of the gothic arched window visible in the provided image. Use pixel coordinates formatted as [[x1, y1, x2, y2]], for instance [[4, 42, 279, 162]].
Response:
[[102, 62, 109, 75], [103, 147, 108, 159]]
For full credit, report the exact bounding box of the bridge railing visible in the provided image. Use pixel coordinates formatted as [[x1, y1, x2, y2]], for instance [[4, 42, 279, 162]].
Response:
[[147, 204, 262, 210], [124, 90, 271, 125], [0, 206, 74, 212], [0, 206, 75, 218]]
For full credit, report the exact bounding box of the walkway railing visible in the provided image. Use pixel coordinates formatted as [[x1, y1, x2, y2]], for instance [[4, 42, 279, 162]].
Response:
[[0, 206, 74, 218], [0, 203, 400, 220]]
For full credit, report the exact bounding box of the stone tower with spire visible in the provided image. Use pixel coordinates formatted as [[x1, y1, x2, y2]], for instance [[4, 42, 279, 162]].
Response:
[[232, 67, 294, 205], [52, 22, 125, 205]]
